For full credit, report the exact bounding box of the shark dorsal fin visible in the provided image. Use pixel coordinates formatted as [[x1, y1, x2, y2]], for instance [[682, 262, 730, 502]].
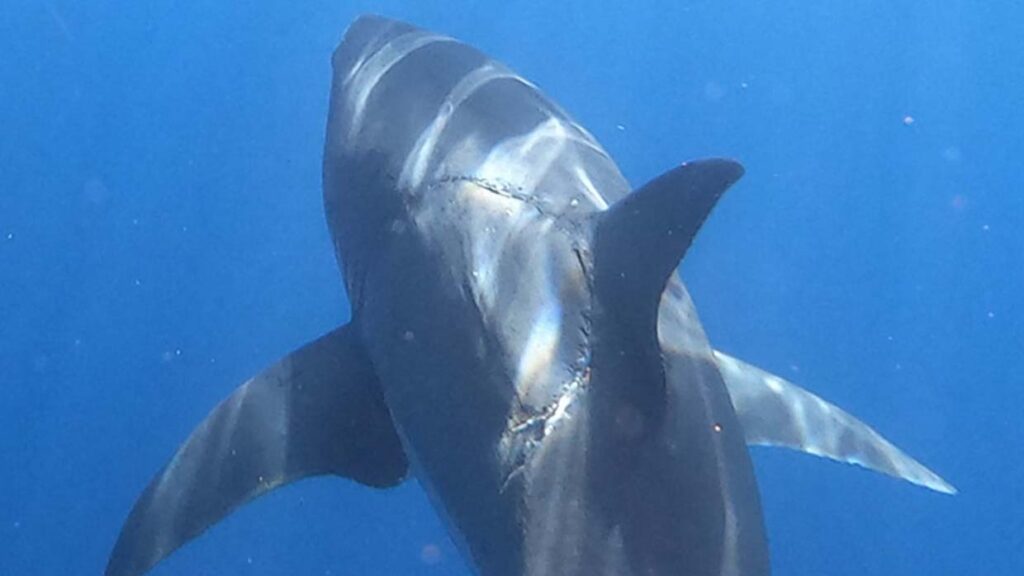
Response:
[[593, 158, 744, 329]]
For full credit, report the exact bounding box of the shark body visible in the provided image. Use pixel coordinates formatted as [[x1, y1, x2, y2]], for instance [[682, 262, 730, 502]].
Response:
[[106, 15, 953, 576]]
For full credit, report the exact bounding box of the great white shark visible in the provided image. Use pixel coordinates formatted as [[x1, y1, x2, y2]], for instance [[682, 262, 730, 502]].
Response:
[[107, 15, 954, 576]]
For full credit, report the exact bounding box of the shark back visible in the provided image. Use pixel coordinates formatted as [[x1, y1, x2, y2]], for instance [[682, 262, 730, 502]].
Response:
[[323, 16, 769, 576]]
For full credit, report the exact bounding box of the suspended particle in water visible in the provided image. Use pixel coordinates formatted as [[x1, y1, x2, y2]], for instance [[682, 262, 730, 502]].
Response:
[[704, 80, 725, 102], [420, 543, 443, 565], [950, 194, 968, 211], [942, 146, 962, 162]]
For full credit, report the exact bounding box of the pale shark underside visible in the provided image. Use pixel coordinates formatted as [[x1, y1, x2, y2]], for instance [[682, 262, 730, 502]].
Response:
[[106, 14, 953, 576]]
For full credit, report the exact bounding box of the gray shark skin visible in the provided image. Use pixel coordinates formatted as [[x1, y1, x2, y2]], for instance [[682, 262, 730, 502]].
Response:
[[106, 15, 954, 576]]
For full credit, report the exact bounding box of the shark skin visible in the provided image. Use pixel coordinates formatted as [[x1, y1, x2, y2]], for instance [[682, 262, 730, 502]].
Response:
[[106, 15, 954, 576]]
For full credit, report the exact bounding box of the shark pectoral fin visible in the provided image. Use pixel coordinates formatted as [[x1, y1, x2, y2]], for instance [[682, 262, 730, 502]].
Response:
[[594, 159, 744, 326], [712, 350, 955, 494], [106, 324, 408, 576]]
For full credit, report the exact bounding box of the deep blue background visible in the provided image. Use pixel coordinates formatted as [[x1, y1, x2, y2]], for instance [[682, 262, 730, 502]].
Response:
[[2, 1, 1020, 574]]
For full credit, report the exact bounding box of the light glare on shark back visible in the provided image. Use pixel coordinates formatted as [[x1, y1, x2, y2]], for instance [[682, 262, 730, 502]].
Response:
[[106, 14, 954, 576]]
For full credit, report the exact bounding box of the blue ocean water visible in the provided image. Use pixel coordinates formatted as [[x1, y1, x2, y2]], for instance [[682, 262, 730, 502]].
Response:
[[1, 1, 1020, 574]]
